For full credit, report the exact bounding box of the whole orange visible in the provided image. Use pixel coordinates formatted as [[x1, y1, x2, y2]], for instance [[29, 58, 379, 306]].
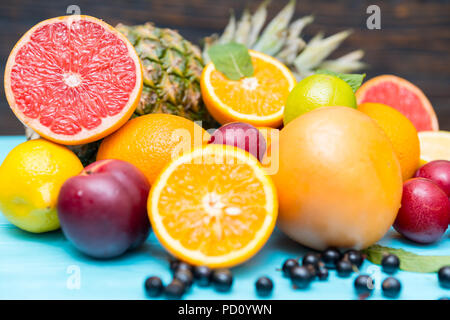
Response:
[[273, 107, 403, 250], [97, 114, 209, 184], [358, 102, 420, 180]]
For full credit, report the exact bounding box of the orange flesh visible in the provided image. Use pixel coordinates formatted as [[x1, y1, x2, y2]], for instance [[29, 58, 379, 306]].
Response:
[[157, 157, 268, 257], [209, 56, 292, 116]]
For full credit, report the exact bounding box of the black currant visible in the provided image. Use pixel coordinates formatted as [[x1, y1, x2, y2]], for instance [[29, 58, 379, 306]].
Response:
[[354, 275, 374, 296], [321, 248, 341, 269], [382, 277, 401, 298], [290, 266, 312, 289], [317, 266, 329, 281], [343, 250, 364, 268], [438, 266, 450, 289], [282, 258, 299, 277], [174, 269, 193, 288], [169, 258, 180, 271], [255, 276, 274, 297], [212, 269, 233, 292], [336, 260, 353, 277], [193, 265, 212, 287], [144, 276, 164, 297], [302, 253, 320, 268], [164, 279, 185, 299], [381, 254, 400, 274], [174, 261, 194, 273]]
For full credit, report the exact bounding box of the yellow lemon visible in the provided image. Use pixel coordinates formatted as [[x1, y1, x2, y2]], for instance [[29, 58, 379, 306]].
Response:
[[0, 139, 83, 233]]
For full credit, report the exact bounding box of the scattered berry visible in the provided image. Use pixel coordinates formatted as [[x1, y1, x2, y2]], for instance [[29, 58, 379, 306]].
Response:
[[164, 279, 185, 299], [193, 265, 212, 287], [169, 259, 180, 272], [212, 269, 233, 292], [290, 266, 312, 289], [316, 266, 329, 281], [255, 276, 274, 297], [174, 269, 194, 288], [438, 266, 450, 289], [336, 260, 353, 277], [144, 276, 164, 297], [302, 253, 320, 268], [321, 248, 341, 269], [343, 250, 364, 268], [305, 264, 317, 278], [282, 258, 299, 277], [173, 261, 193, 274], [381, 254, 400, 274], [354, 275, 374, 296], [382, 277, 401, 298]]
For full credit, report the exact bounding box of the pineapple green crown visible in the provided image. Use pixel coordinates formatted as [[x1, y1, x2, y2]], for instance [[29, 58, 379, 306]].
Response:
[[203, 0, 366, 80]]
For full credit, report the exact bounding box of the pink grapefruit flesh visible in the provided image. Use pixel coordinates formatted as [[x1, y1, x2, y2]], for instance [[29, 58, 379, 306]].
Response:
[[4, 16, 143, 145]]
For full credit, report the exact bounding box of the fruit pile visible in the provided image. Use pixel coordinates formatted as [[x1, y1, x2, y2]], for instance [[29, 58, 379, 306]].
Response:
[[0, 1, 449, 300]]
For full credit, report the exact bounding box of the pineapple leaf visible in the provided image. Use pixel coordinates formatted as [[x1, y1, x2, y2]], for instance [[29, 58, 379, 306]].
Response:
[[247, 0, 270, 48], [208, 42, 254, 80], [363, 245, 450, 273], [316, 69, 366, 92], [252, 0, 296, 55]]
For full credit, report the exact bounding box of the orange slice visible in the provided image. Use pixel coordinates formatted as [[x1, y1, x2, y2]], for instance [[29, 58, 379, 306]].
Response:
[[201, 50, 296, 128], [4, 16, 143, 145], [148, 144, 278, 268]]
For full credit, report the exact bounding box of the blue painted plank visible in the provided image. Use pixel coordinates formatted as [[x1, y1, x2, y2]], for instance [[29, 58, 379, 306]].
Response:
[[0, 136, 448, 300]]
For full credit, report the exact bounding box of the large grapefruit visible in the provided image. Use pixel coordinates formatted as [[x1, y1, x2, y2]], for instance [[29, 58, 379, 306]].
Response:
[[355, 75, 438, 132], [273, 107, 403, 250], [4, 16, 143, 145]]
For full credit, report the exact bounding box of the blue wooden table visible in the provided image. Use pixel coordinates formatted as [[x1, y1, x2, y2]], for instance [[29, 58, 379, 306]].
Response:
[[0, 136, 448, 300]]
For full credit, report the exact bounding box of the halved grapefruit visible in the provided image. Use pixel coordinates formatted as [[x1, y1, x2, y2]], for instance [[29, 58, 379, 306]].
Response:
[[4, 16, 143, 145], [356, 75, 438, 132]]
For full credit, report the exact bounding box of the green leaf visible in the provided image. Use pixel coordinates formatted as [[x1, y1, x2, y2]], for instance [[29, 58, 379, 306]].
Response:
[[316, 69, 366, 92], [362, 245, 450, 273], [207, 42, 254, 80]]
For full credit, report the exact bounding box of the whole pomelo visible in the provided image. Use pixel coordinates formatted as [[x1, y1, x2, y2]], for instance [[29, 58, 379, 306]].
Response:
[[283, 74, 357, 125], [273, 107, 403, 250]]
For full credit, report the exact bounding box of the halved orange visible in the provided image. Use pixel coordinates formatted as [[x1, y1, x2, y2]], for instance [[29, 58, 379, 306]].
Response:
[[148, 144, 278, 268], [4, 16, 143, 145], [201, 50, 296, 128]]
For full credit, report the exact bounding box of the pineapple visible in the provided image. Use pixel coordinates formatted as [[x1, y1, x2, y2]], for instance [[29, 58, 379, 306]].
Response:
[[26, 0, 366, 165], [116, 23, 216, 127], [203, 0, 367, 80]]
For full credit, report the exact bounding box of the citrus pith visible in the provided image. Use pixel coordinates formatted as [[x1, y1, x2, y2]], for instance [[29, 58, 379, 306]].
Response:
[[148, 144, 278, 268]]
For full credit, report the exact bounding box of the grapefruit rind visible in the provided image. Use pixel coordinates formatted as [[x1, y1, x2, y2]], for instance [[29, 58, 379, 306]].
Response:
[[4, 15, 143, 145], [148, 144, 278, 268]]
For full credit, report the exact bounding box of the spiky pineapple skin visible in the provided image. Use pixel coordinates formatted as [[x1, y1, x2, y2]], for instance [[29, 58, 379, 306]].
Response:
[[116, 23, 216, 127]]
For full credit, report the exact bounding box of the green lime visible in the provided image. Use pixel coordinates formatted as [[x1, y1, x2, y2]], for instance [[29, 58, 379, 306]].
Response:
[[284, 74, 357, 125]]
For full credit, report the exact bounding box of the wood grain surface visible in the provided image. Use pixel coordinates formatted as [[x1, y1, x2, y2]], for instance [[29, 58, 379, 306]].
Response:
[[0, 0, 449, 134]]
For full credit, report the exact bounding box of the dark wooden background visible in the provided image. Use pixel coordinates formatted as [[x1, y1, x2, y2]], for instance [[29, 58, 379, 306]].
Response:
[[0, 0, 449, 134]]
